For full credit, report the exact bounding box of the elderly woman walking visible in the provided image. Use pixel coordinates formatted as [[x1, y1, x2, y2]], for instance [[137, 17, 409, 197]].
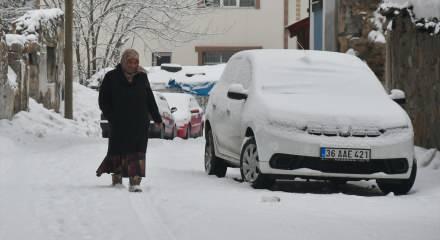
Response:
[[96, 49, 162, 192]]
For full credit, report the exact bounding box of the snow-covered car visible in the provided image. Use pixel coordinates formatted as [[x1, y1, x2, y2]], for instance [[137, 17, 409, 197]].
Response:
[[100, 91, 177, 139], [148, 92, 177, 139], [162, 92, 204, 139], [204, 49, 417, 195]]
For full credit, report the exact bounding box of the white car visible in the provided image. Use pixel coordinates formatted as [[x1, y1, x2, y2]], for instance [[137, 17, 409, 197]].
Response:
[[204, 49, 417, 195]]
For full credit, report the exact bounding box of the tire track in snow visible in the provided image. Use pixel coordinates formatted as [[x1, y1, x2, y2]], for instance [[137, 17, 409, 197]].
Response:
[[128, 188, 178, 240]]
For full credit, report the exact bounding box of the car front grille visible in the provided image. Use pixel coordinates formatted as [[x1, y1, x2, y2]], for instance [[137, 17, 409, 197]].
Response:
[[306, 127, 384, 138], [269, 154, 408, 174]]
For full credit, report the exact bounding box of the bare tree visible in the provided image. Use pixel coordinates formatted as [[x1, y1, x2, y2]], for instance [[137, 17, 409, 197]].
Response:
[[42, 0, 217, 83]]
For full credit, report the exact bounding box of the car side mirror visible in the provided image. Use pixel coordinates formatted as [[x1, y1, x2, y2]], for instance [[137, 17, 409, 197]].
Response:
[[171, 107, 177, 113], [389, 89, 406, 105], [227, 83, 248, 100], [190, 109, 200, 114]]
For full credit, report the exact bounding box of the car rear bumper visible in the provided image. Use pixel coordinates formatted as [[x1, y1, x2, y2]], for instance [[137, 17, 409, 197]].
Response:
[[256, 127, 414, 180], [176, 124, 189, 138]]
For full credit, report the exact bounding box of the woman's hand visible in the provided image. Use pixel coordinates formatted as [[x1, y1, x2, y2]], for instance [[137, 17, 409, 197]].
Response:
[[154, 122, 162, 128]]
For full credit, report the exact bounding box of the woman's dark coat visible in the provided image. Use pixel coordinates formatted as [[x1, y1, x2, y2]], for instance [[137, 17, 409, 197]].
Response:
[[99, 64, 162, 155]]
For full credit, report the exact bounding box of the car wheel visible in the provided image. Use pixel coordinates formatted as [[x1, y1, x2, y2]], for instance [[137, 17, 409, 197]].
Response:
[[377, 159, 417, 195], [160, 125, 165, 139], [185, 125, 191, 139], [205, 129, 227, 177], [171, 125, 176, 140], [198, 124, 204, 138], [240, 137, 275, 189]]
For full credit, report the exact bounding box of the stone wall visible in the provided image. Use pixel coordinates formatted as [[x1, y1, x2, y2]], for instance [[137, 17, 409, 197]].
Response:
[[337, 0, 386, 82], [0, 8, 65, 120], [385, 14, 440, 150], [0, 19, 16, 119]]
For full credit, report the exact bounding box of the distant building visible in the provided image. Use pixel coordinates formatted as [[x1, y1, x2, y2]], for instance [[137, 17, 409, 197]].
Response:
[[132, 0, 309, 66]]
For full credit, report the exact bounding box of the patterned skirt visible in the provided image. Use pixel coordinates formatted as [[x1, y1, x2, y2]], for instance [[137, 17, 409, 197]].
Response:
[[96, 152, 146, 178]]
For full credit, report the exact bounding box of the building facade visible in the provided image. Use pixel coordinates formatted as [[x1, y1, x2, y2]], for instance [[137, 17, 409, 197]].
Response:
[[133, 0, 309, 66]]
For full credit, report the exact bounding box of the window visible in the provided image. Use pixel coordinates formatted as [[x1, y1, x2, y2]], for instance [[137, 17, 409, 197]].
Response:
[[203, 52, 235, 65], [203, 0, 256, 8], [152, 52, 172, 66], [239, 0, 255, 7], [205, 0, 220, 7], [223, 0, 236, 7], [196, 46, 262, 65]]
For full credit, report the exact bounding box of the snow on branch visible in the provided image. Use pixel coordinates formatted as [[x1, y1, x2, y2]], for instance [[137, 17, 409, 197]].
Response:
[[379, 1, 440, 35], [13, 8, 64, 35]]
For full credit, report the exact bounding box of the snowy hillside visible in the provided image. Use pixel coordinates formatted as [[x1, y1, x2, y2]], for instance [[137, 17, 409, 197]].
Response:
[[0, 84, 439, 240]]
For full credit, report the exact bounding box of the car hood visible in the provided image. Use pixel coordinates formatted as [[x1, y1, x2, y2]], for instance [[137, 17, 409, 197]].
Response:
[[262, 94, 410, 133]]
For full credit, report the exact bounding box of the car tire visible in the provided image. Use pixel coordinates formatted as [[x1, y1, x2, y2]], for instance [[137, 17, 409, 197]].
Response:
[[171, 125, 176, 140], [185, 125, 191, 139], [377, 159, 417, 195], [160, 125, 165, 139], [240, 137, 275, 189], [198, 124, 204, 138], [102, 130, 109, 138], [205, 129, 227, 178]]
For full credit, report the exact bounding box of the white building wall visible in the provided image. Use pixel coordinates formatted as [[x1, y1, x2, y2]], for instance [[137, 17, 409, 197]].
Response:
[[132, 0, 287, 66]]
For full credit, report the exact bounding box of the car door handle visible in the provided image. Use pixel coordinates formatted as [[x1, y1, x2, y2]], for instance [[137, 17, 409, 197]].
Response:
[[226, 109, 231, 116], [213, 104, 217, 110]]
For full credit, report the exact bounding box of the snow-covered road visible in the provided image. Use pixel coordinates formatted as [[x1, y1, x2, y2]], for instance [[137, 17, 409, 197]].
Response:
[[1, 84, 439, 240]]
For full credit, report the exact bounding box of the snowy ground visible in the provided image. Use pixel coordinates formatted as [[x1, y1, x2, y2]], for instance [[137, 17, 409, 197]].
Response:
[[1, 84, 439, 240]]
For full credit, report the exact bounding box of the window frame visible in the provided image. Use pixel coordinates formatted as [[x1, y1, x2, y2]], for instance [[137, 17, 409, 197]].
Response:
[[152, 52, 172, 66], [203, 0, 258, 8]]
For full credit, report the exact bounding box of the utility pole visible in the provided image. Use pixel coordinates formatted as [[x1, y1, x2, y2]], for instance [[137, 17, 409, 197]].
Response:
[[65, 0, 73, 119]]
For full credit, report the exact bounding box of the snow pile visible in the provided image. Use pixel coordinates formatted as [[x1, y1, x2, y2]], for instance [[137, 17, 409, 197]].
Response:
[[13, 8, 64, 35], [5, 33, 37, 47], [85, 67, 113, 89], [380, 0, 440, 35], [7, 66, 17, 89], [415, 146, 440, 169], [368, 30, 386, 43], [345, 48, 358, 56], [0, 83, 101, 140], [369, 10, 388, 43]]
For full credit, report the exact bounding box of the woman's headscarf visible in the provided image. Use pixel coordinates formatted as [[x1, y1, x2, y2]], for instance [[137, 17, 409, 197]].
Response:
[[120, 49, 149, 82]]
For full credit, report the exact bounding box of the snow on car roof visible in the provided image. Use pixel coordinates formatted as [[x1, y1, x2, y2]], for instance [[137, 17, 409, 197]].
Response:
[[234, 49, 387, 97], [147, 64, 226, 88], [161, 93, 191, 109]]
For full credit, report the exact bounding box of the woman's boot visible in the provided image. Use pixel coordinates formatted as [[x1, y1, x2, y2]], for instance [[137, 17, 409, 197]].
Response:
[[112, 173, 122, 186], [129, 176, 142, 192]]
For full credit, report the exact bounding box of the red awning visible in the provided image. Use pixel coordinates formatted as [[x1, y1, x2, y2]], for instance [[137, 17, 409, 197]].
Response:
[[286, 17, 310, 38], [286, 17, 310, 49]]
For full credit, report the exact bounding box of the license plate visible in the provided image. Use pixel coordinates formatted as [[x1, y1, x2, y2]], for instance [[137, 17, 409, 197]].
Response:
[[320, 147, 371, 162]]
